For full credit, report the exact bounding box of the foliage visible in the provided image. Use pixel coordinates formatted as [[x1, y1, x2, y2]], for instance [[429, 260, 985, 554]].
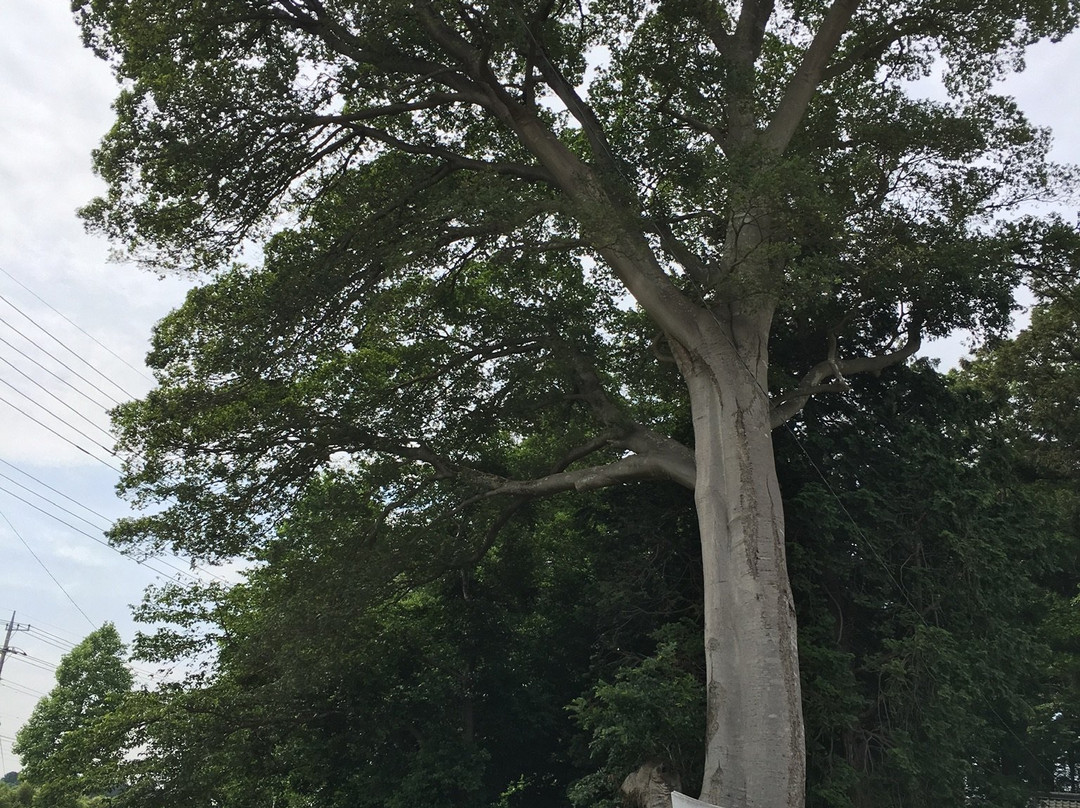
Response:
[[64, 361, 1075, 808], [81, 0, 1078, 569], [12, 624, 133, 808], [70, 0, 1080, 805], [567, 622, 705, 808], [780, 363, 1080, 808], [103, 478, 703, 808], [0, 781, 33, 808], [961, 283, 1080, 795]]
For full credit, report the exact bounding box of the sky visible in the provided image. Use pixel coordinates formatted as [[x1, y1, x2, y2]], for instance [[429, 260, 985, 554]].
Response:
[[0, 4, 200, 771], [0, 2, 1078, 774]]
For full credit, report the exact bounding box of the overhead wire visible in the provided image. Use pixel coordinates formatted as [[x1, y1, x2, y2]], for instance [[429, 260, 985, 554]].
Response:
[[0, 681, 47, 698], [5, 617, 156, 687], [0, 351, 117, 442], [25, 625, 77, 645], [0, 291, 139, 401], [14, 657, 58, 675], [0, 473, 111, 534], [0, 486, 218, 586], [0, 272, 233, 588], [0, 387, 121, 472], [19, 633, 74, 654], [0, 265, 154, 385], [0, 458, 116, 527], [0, 509, 96, 629], [0, 441, 231, 586], [22, 655, 57, 671], [0, 328, 121, 410]]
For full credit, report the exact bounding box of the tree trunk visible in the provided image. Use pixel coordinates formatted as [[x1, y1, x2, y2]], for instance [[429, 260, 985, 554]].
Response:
[[679, 306, 805, 808]]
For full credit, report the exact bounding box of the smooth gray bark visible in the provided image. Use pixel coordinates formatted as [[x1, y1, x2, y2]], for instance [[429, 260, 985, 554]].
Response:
[[679, 309, 804, 808]]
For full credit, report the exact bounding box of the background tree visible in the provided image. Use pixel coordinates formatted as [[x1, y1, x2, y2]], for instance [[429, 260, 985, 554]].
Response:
[[13, 624, 133, 808], [782, 362, 1080, 808], [105, 478, 704, 808], [961, 276, 1080, 796], [0, 781, 34, 808], [75, 1, 1080, 805]]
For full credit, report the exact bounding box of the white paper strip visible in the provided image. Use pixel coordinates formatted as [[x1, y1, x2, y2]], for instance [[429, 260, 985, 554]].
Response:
[[671, 791, 725, 808]]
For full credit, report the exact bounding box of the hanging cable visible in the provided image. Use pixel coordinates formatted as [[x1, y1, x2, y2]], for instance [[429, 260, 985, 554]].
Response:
[[0, 329, 121, 409], [0, 291, 139, 401], [0, 509, 96, 629], [0, 474, 111, 533], [0, 485, 208, 584], [0, 458, 116, 527], [0, 388, 121, 471], [0, 265, 155, 384], [0, 352, 117, 443]]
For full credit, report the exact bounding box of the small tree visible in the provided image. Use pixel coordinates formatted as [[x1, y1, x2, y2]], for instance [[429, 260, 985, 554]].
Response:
[[13, 624, 133, 808]]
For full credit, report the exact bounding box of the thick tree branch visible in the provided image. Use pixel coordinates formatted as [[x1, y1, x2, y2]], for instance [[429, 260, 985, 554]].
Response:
[[528, 39, 626, 182], [479, 451, 695, 496], [408, 0, 711, 351], [272, 0, 707, 356], [761, 0, 861, 153], [565, 351, 697, 485], [656, 99, 728, 146], [821, 16, 925, 81], [769, 318, 923, 427], [720, 0, 776, 146], [313, 119, 555, 183], [649, 217, 717, 288], [299, 96, 475, 123], [269, 1, 452, 79], [732, 0, 776, 66]]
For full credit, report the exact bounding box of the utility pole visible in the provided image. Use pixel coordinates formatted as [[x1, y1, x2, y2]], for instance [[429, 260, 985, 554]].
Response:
[[0, 612, 29, 775], [0, 612, 29, 682]]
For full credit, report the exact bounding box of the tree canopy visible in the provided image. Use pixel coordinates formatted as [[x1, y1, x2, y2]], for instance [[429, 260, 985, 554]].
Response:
[[12, 624, 133, 808], [39, 361, 1077, 808], [72, 0, 1080, 806]]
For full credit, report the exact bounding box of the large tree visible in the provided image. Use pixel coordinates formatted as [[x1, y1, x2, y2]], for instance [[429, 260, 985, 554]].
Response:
[[76, 1, 1078, 806]]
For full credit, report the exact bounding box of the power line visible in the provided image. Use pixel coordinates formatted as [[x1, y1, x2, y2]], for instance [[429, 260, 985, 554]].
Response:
[[0, 388, 120, 472], [0, 458, 116, 528], [0, 351, 117, 443], [0, 277, 236, 587], [0, 511, 96, 629], [0, 369, 119, 455], [0, 265, 154, 385], [0, 473, 110, 534], [21, 634, 73, 654], [23, 624, 78, 648], [22, 655, 57, 671], [0, 680, 47, 698], [0, 291, 138, 401], [13, 658, 55, 675], [0, 328, 120, 410], [0, 479, 229, 587], [25, 630, 75, 651], [0, 483, 116, 545]]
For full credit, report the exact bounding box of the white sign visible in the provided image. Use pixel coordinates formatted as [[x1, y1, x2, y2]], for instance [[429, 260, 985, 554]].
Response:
[[671, 792, 725, 808]]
